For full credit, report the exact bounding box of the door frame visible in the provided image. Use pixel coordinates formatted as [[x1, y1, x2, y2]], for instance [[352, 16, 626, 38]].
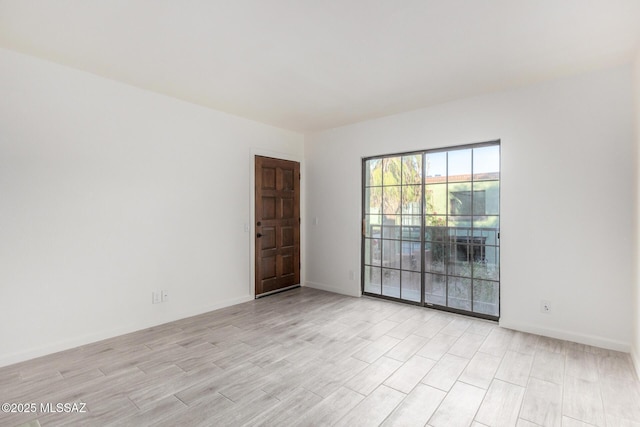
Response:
[[360, 141, 501, 321], [249, 148, 304, 298]]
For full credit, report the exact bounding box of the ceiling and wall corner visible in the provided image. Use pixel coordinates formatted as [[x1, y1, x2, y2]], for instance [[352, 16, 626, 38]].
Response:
[[0, 0, 639, 132]]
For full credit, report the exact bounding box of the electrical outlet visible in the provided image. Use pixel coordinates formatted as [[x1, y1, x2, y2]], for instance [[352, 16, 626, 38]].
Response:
[[541, 300, 551, 314], [152, 291, 162, 304], [162, 290, 169, 302]]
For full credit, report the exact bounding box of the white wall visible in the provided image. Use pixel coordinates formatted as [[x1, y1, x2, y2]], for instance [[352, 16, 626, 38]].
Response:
[[633, 49, 640, 374], [305, 65, 635, 351], [0, 48, 304, 367]]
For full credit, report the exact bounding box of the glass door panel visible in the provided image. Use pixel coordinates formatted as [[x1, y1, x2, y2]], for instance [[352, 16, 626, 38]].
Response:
[[382, 269, 400, 298], [425, 273, 446, 305], [402, 271, 421, 302], [363, 142, 500, 320], [364, 266, 381, 294]]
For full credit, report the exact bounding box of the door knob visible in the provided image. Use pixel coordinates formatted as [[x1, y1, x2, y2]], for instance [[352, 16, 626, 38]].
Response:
[[257, 221, 262, 226], [257, 233, 263, 238]]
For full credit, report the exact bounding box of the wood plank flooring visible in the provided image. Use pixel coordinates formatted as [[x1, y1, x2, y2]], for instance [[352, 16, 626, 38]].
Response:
[[1, 287, 639, 427]]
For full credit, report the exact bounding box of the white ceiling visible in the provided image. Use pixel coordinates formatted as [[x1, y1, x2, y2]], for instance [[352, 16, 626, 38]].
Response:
[[1, 0, 639, 132]]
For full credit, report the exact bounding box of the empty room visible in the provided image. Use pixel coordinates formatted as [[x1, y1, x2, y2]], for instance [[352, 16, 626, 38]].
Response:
[[1, 1, 640, 426]]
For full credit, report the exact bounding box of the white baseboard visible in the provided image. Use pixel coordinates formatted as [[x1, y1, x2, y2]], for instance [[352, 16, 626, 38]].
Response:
[[0, 294, 253, 368], [304, 281, 361, 298], [499, 319, 631, 353]]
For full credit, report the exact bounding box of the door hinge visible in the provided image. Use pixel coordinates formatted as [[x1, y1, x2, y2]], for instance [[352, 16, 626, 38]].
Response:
[[498, 232, 500, 239]]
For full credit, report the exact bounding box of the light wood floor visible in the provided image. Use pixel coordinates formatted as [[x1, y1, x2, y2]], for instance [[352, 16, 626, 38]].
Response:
[[1, 287, 639, 427]]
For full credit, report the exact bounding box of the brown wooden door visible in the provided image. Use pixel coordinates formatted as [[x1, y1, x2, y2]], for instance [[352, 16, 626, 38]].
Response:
[[255, 156, 300, 297]]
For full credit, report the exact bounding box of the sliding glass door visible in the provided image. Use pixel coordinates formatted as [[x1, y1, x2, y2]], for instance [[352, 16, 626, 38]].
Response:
[[362, 142, 500, 320]]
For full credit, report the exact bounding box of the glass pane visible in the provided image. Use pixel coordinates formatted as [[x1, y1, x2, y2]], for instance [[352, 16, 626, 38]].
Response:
[[449, 182, 472, 216], [449, 216, 472, 229], [448, 246, 473, 278], [401, 241, 421, 272], [383, 157, 402, 186], [474, 190, 487, 216], [425, 240, 446, 273], [425, 184, 446, 215], [425, 273, 446, 305], [425, 216, 446, 229], [449, 226, 471, 241], [382, 219, 400, 239], [473, 145, 500, 181], [472, 227, 498, 246], [402, 271, 421, 302], [448, 149, 471, 182], [383, 186, 401, 215], [450, 229, 489, 264], [382, 268, 400, 298], [425, 226, 447, 243], [474, 215, 499, 230], [472, 181, 499, 215], [448, 277, 471, 310], [364, 215, 381, 238], [365, 158, 383, 187], [402, 154, 422, 185], [364, 266, 381, 294], [402, 185, 422, 214], [402, 228, 420, 242], [474, 247, 499, 281], [473, 280, 499, 316], [402, 215, 421, 226], [425, 152, 447, 181], [365, 187, 382, 214], [470, 241, 489, 264], [364, 238, 381, 266], [382, 240, 401, 269]]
